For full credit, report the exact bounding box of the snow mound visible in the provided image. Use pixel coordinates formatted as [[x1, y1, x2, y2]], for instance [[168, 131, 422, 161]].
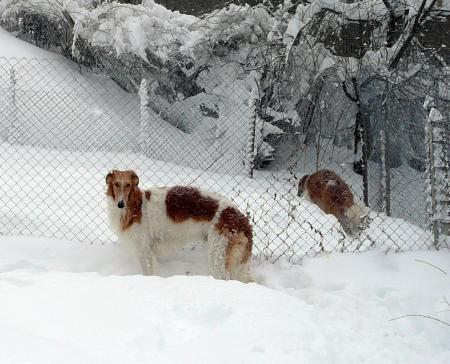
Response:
[[1, 235, 450, 363]]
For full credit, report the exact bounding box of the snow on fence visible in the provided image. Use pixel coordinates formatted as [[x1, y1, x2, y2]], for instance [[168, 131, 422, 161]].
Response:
[[424, 97, 450, 248], [0, 56, 447, 261]]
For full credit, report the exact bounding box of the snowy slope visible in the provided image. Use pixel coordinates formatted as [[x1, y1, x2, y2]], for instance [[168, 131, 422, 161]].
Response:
[[0, 28, 141, 153], [1, 235, 449, 364], [0, 28, 61, 58], [0, 27, 257, 174]]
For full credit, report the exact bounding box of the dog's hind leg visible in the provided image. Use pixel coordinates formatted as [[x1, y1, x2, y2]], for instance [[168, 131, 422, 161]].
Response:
[[206, 230, 229, 280], [207, 228, 252, 283], [337, 214, 357, 237], [225, 232, 253, 283]]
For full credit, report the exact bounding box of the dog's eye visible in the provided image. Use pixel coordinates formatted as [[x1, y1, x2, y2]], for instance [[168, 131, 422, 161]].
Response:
[[115, 183, 120, 187], [126, 184, 130, 188]]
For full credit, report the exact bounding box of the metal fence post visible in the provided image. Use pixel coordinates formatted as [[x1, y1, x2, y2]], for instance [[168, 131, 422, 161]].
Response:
[[139, 78, 149, 154], [245, 87, 258, 178], [7, 67, 17, 144], [424, 101, 449, 249], [425, 107, 438, 248]]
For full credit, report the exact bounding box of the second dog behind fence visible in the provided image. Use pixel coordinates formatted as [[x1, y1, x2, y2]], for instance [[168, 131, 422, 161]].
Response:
[[298, 169, 370, 237], [105, 170, 253, 283]]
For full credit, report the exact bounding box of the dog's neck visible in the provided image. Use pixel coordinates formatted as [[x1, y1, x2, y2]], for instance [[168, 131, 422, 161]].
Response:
[[120, 187, 143, 231]]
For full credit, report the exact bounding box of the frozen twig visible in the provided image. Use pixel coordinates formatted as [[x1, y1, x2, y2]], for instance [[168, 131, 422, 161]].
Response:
[[389, 314, 450, 327], [414, 260, 447, 275]]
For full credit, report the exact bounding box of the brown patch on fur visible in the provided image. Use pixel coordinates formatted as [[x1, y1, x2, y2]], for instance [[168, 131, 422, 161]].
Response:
[[120, 187, 143, 230], [106, 171, 115, 199], [106, 185, 115, 199], [165, 186, 219, 223], [215, 207, 253, 269], [300, 169, 354, 217], [224, 232, 251, 271], [144, 190, 151, 201]]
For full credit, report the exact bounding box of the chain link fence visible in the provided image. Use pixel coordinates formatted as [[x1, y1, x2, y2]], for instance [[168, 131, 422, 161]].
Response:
[[0, 56, 447, 263]]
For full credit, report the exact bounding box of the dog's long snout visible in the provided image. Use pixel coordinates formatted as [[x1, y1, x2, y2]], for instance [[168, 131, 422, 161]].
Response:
[[117, 200, 125, 209]]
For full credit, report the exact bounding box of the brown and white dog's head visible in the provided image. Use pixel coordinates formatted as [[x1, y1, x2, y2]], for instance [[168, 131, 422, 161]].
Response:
[[106, 170, 139, 209], [297, 174, 309, 197]]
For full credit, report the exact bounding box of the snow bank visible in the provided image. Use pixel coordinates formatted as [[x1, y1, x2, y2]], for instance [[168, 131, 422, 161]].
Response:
[[1, 234, 449, 363], [0, 27, 61, 58]]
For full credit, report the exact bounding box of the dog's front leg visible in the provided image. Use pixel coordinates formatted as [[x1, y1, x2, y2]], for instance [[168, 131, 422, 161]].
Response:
[[138, 243, 158, 276]]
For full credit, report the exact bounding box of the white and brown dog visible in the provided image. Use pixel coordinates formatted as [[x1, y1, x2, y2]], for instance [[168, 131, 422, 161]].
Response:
[[298, 169, 369, 236], [106, 170, 253, 282]]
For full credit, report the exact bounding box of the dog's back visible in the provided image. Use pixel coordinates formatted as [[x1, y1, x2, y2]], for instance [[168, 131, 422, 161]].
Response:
[[305, 169, 354, 216], [140, 186, 230, 253]]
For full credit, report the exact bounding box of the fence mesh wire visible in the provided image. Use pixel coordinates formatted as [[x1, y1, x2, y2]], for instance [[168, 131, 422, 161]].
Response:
[[0, 56, 447, 262]]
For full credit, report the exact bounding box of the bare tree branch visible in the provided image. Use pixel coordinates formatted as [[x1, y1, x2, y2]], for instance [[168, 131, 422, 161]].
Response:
[[381, 0, 393, 13], [342, 80, 358, 102], [389, 0, 439, 69]]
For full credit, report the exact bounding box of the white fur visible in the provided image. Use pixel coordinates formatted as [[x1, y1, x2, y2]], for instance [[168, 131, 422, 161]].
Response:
[[341, 203, 371, 237], [107, 187, 252, 282], [302, 187, 311, 201]]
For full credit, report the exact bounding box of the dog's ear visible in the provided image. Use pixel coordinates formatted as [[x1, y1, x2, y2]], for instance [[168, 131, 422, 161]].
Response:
[[298, 174, 309, 196], [298, 175, 309, 187], [106, 171, 115, 186], [130, 171, 139, 187]]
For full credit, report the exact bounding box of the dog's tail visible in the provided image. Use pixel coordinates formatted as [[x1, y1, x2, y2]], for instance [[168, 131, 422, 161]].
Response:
[[338, 204, 371, 237]]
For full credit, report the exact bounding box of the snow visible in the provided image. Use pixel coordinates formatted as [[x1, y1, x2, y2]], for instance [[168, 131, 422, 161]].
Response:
[[0, 27, 273, 175], [1, 234, 449, 363], [1, 1, 277, 61], [429, 108, 444, 123], [0, 28, 60, 59], [0, 56, 141, 152], [0, 26, 142, 153], [319, 56, 337, 73]]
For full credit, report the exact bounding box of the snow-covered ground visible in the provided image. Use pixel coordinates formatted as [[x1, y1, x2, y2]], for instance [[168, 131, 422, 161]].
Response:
[[1, 234, 449, 364]]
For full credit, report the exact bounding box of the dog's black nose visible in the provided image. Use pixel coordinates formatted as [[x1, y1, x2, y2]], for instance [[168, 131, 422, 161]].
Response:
[[117, 200, 125, 209]]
